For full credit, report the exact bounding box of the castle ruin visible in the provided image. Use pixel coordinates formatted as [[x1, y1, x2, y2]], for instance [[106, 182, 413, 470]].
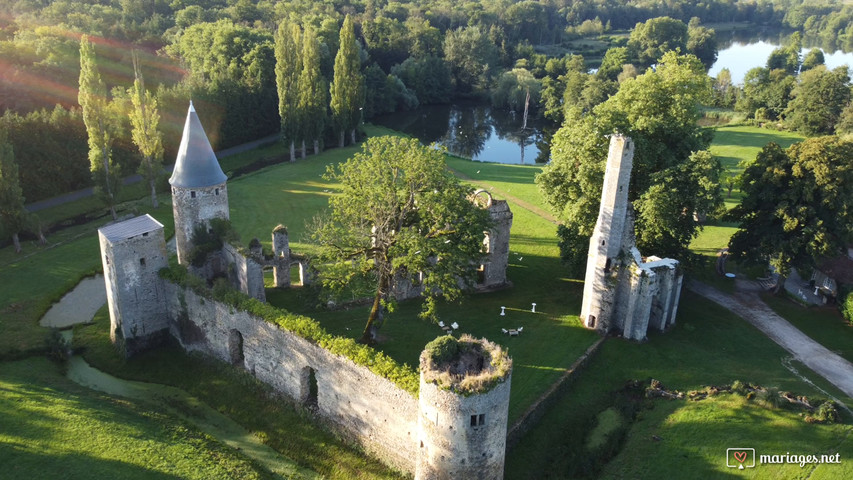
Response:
[[580, 135, 683, 340], [98, 103, 513, 479]]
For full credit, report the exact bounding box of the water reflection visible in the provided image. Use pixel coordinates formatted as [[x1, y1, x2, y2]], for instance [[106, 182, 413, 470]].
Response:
[[374, 103, 544, 164]]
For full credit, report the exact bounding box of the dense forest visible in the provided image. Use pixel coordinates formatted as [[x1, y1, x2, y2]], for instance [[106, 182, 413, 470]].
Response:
[[0, 0, 851, 206]]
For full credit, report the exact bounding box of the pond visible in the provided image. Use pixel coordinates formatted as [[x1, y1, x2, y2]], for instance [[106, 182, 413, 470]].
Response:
[[710, 29, 853, 84], [373, 103, 545, 165]]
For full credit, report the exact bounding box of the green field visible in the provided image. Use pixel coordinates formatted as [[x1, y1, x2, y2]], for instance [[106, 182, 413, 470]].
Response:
[[2, 122, 849, 480]]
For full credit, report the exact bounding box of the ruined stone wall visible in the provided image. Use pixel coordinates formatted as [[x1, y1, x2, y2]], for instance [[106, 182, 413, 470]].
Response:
[[416, 375, 511, 480], [221, 243, 266, 302], [482, 200, 513, 289], [99, 225, 170, 356], [164, 285, 420, 474], [172, 183, 229, 265]]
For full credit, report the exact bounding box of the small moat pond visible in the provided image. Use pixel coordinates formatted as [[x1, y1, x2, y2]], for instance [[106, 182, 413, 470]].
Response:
[[374, 102, 546, 165]]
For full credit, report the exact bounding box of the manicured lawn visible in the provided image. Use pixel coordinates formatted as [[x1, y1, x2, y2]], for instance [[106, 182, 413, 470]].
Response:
[[506, 291, 853, 479], [0, 357, 275, 480]]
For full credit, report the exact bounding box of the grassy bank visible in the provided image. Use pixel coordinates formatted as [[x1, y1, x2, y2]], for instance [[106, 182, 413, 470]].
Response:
[[506, 291, 853, 478], [74, 308, 404, 480], [0, 357, 276, 480]]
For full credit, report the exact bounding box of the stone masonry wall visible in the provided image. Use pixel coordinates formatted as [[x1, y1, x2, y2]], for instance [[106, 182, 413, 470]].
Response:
[[172, 183, 229, 265], [221, 243, 266, 302], [417, 374, 511, 480], [100, 227, 169, 355], [164, 284, 420, 474]]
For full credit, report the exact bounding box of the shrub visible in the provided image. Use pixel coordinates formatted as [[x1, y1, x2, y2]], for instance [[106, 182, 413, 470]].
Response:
[[756, 387, 784, 409], [424, 335, 460, 365], [840, 287, 853, 324], [815, 401, 840, 424]]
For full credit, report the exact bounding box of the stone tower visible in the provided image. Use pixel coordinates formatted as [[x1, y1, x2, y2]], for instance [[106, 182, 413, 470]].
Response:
[[170, 101, 230, 265], [580, 135, 634, 332], [416, 336, 512, 480], [98, 214, 169, 356], [579, 135, 683, 340], [474, 190, 513, 289]]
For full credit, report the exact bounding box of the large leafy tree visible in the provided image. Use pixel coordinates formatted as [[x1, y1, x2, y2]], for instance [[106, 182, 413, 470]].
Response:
[[128, 51, 164, 208], [78, 35, 120, 220], [443, 25, 499, 93], [0, 128, 27, 253], [313, 136, 491, 344], [785, 65, 851, 135], [686, 19, 718, 70], [728, 137, 853, 282], [330, 15, 364, 148], [537, 52, 721, 274], [275, 18, 302, 162], [627, 16, 688, 69]]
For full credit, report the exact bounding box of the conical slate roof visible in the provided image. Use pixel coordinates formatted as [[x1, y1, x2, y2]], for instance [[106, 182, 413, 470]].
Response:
[[169, 102, 227, 188]]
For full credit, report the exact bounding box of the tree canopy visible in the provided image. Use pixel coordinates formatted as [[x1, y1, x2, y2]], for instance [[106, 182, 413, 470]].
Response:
[[537, 52, 721, 274], [728, 137, 853, 278], [78, 35, 120, 220], [312, 136, 491, 344], [0, 128, 27, 253]]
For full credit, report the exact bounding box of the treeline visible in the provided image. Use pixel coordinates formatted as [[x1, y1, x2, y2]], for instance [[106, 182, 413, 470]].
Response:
[[0, 0, 849, 205]]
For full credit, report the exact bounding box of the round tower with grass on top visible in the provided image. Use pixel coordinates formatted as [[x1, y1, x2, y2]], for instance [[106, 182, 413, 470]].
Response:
[[170, 101, 230, 265], [416, 335, 512, 480]]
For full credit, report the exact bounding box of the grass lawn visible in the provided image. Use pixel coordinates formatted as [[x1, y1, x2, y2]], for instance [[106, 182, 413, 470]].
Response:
[[600, 393, 853, 479], [0, 357, 275, 480], [244, 144, 598, 423], [506, 291, 853, 479]]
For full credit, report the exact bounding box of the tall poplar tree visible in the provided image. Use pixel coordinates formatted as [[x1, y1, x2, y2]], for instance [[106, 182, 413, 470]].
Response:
[[330, 15, 364, 147], [129, 51, 164, 208], [78, 35, 119, 220], [0, 128, 27, 253], [275, 19, 302, 162], [297, 26, 327, 157]]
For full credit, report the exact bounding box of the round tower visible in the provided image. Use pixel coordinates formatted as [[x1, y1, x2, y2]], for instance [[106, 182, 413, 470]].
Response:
[[416, 335, 512, 480], [170, 102, 230, 265]]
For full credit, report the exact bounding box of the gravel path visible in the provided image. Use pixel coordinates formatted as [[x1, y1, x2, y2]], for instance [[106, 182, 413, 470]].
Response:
[[687, 278, 853, 399], [40, 275, 107, 328]]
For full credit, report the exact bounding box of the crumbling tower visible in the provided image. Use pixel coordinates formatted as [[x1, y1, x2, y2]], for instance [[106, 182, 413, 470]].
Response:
[[416, 337, 512, 480], [170, 101, 230, 265], [580, 135, 634, 332], [474, 190, 513, 289], [98, 214, 169, 356]]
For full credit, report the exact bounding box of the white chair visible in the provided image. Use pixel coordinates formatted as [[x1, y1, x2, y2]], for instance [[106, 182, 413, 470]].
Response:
[[451, 322, 459, 330], [438, 321, 445, 328], [502, 328, 508, 334], [517, 327, 524, 334]]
